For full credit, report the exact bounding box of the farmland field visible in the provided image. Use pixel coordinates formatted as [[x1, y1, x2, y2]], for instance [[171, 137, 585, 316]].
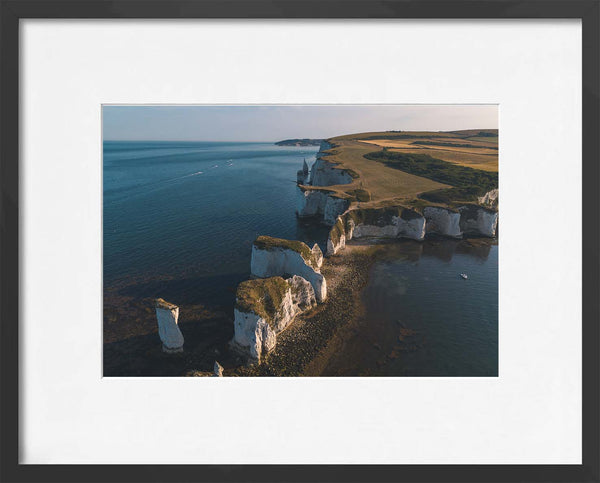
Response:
[[355, 131, 498, 172]]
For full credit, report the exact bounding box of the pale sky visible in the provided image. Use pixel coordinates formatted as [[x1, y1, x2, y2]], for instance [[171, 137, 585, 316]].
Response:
[[102, 105, 498, 142]]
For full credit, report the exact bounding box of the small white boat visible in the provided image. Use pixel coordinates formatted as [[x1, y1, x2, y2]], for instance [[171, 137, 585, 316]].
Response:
[[460, 273, 468, 280]]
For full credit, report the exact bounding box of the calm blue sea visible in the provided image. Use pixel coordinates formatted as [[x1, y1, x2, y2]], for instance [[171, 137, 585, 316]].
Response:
[[367, 242, 498, 376], [320, 240, 499, 376], [103, 141, 327, 307]]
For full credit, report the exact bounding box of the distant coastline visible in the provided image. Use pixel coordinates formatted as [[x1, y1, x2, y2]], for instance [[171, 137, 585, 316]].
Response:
[[275, 138, 323, 147]]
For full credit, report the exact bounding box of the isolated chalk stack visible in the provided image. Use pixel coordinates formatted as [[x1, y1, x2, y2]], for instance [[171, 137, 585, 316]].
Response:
[[155, 298, 184, 353]]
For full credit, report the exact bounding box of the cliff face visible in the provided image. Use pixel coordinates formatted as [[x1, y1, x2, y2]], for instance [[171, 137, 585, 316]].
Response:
[[231, 275, 317, 361], [155, 298, 184, 353], [308, 141, 355, 187], [310, 157, 354, 186], [296, 187, 329, 217], [459, 204, 498, 237], [296, 142, 355, 225], [326, 207, 426, 256], [295, 187, 350, 225], [326, 203, 498, 256], [423, 207, 463, 238], [250, 236, 327, 302]]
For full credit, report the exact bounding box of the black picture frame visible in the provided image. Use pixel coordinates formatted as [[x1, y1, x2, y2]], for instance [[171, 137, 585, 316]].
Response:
[[1, 1, 598, 482]]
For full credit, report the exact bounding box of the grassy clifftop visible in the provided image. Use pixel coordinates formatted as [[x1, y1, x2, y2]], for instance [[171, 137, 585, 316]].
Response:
[[254, 236, 320, 269], [235, 277, 290, 326], [306, 129, 498, 211]]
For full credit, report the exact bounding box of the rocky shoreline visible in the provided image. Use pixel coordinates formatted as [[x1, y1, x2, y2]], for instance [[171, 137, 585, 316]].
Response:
[[234, 244, 379, 376]]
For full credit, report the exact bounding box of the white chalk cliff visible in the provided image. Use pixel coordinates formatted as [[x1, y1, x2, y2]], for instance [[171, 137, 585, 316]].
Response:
[[423, 207, 463, 238], [326, 207, 426, 256], [309, 157, 354, 186], [459, 204, 498, 237], [296, 187, 330, 218], [326, 202, 499, 255], [251, 236, 327, 302], [155, 298, 184, 353], [231, 275, 317, 361], [478, 189, 499, 209], [295, 142, 354, 224], [295, 185, 350, 225]]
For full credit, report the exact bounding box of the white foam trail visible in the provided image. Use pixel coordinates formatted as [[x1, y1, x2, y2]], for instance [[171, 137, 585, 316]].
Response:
[[178, 170, 204, 179]]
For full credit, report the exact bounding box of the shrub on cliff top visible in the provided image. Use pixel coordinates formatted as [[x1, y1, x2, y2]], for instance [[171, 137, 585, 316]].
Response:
[[235, 277, 290, 327], [253, 235, 320, 269], [346, 206, 421, 227], [419, 186, 488, 204]]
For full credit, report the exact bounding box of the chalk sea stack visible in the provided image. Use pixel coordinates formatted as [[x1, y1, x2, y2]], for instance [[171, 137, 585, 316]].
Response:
[[155, 298, 184, 353], [231, 275, 317, 362], [250, 236, 327, 302]]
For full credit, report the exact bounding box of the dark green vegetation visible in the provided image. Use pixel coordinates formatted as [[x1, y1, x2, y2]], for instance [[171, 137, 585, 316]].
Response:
[[419, 187, 487, 204], [471, 131, 497, 137], [411, 140, 498, 150], [235, 277, 289, 325], [364, 150, 497, 202], [253, 235, 319, 268], [358, 134, 451, 141], [275, 139, 322, 146], [346, 206, 422, 226]]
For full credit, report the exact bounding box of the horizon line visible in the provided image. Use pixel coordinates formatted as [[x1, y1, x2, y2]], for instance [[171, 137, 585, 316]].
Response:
[[103, 127, 499, 143]]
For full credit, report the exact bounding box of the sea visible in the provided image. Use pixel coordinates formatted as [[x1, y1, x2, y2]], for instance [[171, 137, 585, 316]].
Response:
[[103, 141, 498, 376]]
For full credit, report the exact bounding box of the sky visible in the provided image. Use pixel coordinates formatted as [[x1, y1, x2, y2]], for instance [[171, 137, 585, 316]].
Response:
[[102, 105, 498, 142]]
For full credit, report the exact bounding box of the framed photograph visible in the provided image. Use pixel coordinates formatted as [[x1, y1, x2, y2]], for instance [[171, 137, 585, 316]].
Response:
[[1, 1, 598, 482]]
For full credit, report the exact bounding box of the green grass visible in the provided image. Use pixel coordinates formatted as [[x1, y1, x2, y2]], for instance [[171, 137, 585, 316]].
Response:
[[235, 277, 290, 326]]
